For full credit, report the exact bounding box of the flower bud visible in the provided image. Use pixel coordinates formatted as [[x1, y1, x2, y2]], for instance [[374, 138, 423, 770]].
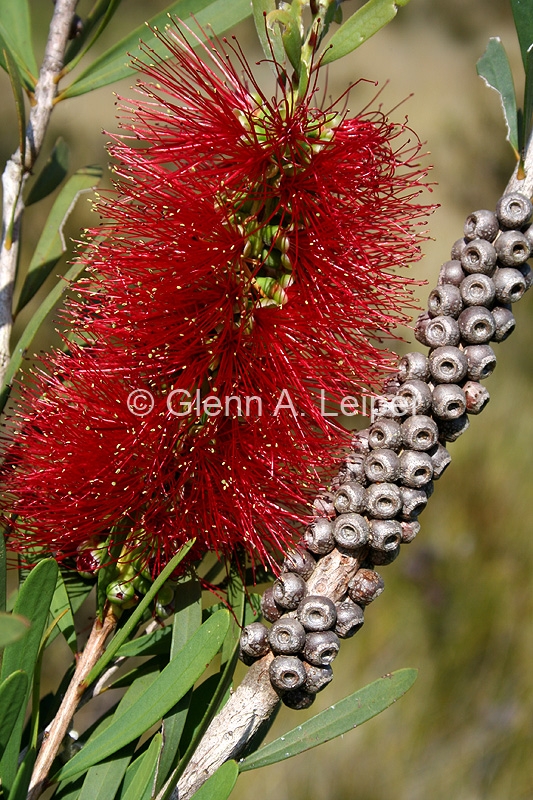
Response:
[[106, 579, 135, 606]]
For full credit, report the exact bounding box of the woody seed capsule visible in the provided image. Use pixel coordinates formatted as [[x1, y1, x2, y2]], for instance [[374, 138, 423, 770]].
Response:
[[460, 239, 497, 275], [451, 238, 467, 260], [334, 599, 365, 638], [240, 622, 271, 658], [492, 267, 527, 304], [396, 379, 433, 415], [338, 452, 367, 485], [464, 209, 499, 241], [313, 493, 335, 517], [494, 230, 531, 266], [304, 517, 335, 555], [365, 482, 402, 519], [370, 519, 403, 551], [398, 351, 430, 383], [269, 655, 307, 691], [399, 450, 434, 487], [401, 519, 421, 543], [414, 312, 432, 345], [427, 442, 452, 478], [438, 414, 470, 442], [333, 512, 369, 549], [401, 415, 439, 451], [368, 418, 403, 451], [460, 273, 496, 307], [282, 689, 316, 710], [364, 449, 400, 483], [425, 315, 461, 347], [457, 306, 496, 344], [496, 191, 533, 228], [463, 380, 490, 414], [272, 572, 307, 609], [304, 663, 334, 693], [352, 429, 371, 454], [431, 383, 466, 419], [369, 543, 401, 566], [334, 481, 366, 514], [427, 285, 463, 318], [282, 547, 316, 580], [261, 586, 283, 622], [298, 595, 337, 632], [400, 486, 428, 519], [518, 262, 533, 289], [303, 630, 341, 666], [348, 568, 385, 604], [429, 346, 468, 384], [438, 259, 466, 286], [268, 618, 307, 654], [463, 344, 497, 381]]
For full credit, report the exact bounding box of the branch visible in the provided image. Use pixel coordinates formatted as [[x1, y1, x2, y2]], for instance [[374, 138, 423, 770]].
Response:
[[506, 133, 533, 195], [0, 0, 78, 388]]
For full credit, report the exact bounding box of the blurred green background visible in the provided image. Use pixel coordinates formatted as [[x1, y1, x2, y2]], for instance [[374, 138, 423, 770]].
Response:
[[1, 1, 532, 798]]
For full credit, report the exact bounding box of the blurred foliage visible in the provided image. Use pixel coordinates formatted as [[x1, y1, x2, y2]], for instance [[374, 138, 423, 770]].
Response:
[[0, 0, 532, 798]]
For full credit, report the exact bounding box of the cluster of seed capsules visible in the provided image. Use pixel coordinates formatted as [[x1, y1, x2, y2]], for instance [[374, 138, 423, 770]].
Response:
[[238, 191, 533, 710]]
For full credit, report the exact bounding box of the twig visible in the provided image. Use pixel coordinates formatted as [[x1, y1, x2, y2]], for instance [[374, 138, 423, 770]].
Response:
[[27, 606, 117, 800], [0, 0, 78, 388]]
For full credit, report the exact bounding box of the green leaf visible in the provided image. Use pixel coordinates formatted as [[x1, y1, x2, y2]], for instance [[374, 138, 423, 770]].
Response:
[[105, 657, 162, 691], [0, 532, 6, 612], [7, 745, 35, 800], [3, 45, 26, 161], [57, 609, 230, 782], [115, 626, 172, 659], [77, 749, 133, 800], [0, 0, 38, 83], [476, 37, 519, 155], [25, 138, 70, 206], [60, 0, 253, 99], [320, 0, 411, 65], [0, 559, 58, 792], [0, 612, 30, 649], [46, 571, 77, 652], [0, 671, 28, 761], [15, 164, 102, 315], [252, 0, 285, 67], [511, 0, 533, 70], [64, 0, 124, 73], [190, 760, 238, 800], [126, 734, 162, 800], [239, 668, 418, 771], [523, 44, 533, 152]]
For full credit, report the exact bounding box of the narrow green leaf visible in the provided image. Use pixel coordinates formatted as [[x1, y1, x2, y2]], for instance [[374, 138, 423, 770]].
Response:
[[60, 0, 253, 99], [115, 626, 172, 659], [46, 571, 77, 652], [0, 612, 30, 649], [523, 44, 533, 152], [64, 0, 124, 73], [320, 0, 411, 65], [7, 746, 35, 800], [0, 531, 6, 612], [190, 761, 238, 800], [0, 559, 58, 792], [3, 45, 26, 161], [476, 37, 519, 155], [15, 165, 102, 315], [61, 568, 94, 616], [0, 0, 38, 81], [77, 748, 133, 800], [105, 657, 162, 691], [25, 138, 70, 206], [0, 671, 28, 760], [239, 668, 418, 771], [252, 0, 285, 67], [511, 0, 533, 69], [87, 540, 196, 686], [57, 609, 230, 782], [126, 734, 162, 800]]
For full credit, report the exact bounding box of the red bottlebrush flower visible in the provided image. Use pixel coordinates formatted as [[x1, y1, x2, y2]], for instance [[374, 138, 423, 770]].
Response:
[[0, 23, 432, 577]]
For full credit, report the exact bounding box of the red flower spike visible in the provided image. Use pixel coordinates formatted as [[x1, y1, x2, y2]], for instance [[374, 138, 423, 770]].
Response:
[[0, 22, 433, 577]]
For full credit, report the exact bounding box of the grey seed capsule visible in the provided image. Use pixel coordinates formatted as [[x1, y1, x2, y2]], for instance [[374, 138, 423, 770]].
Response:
[[333, 512, 369, 549], [397, 351, 430, 383], [396, 380, 432, 415], [399, 450, 434, 487], [431, 383, 466, 420], [348, 568, 385, 604], [400, 486, 429, 519], [368, 418, 402, 451], [352, 429, 371, 454], [429, 346, 468, 384], [365, 482, 402, 519], [364, 449, 400, 483], [464, 209, 499, 242], [261, 586, 283, 622], [370, 519, 403, 551], [493, 267, 527, 303], [494, 230, 531, 266], [460, 273, 496, 307], [338, 452, 367, 485], [496, 191, 533, 228], [401, 414, 439, 451], [414, 311, 432, 345], [425, 315, 461, 347], [463, 344, 497, 381], [334, 481, 366, 514], [427, 442, 452, 478], [282, 547, 316, 580], [463, 380, 490, 414], [401, 519, 421, 543], [297, 595, 337, 632], [461, 239, 497, 275], [518, 262, 533, 290], [335, 600, 365, 638], [303, 630, 341, 666], [282, 688, 316, 709], [438, 414, 470, 442], [457, 306, 496, 344], [427, 285, 463, 318], [268, 618, 307, 654], [304, 663, 334, 693], [438, 259, 466, 286], [272, 572, 307, 610], [382, 374, 402, 395], [425, 480, 435, 499], [240, 622, 271, 658], [313, 493, 335, 517], [304, 518, 335, 555], [269, 655, 307, 691], [451, 238, 467, 260], [369, 543, 401, 566]]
